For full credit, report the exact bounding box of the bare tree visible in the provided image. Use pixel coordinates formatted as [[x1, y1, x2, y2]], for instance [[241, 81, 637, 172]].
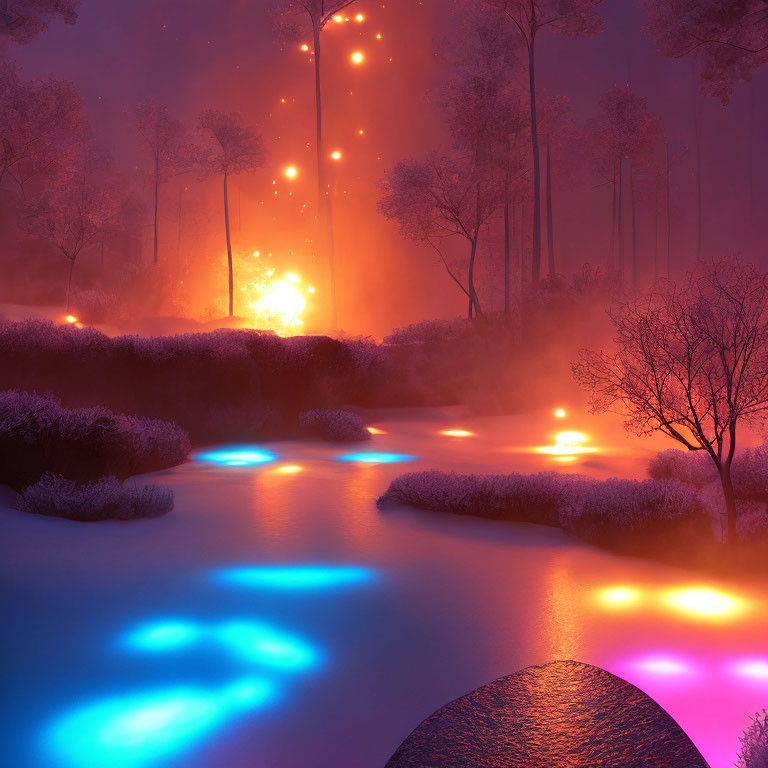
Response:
[[1, 0, 78, 44], [574, 256, 768, 545], [198, 109, 264, 317]]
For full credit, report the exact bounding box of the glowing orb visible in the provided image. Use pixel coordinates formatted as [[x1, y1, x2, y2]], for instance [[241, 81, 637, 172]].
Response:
[[45, 678, 274, 768], [284, 165, 298, 179], [358, 129, 365, 134], [355, 13, 364, 21], [273, 465, 302, 474], [333, 14, 344, 23], [366, 426, 387, 435], [331, 150, 342, 160], [300, 43, 309, 51], [284, 272, 300, 283], [731, 658, 768, 681], [196, 447, 277, 466], [124, 621, 202, 651], [250, 279, 306, 328], [65, 315, 78, 324], [376, 33, 382, 39], [336, 452, 415, 464], [635, 655, 692, 676], [350, 51, 365, 64], [554, 408, 566, 418], [307, 285, 316, 294], [213, 621, 319, 670], [215, 565, 375, 590], [661, 586, 748, 620], [597, 586, 643, 609], [440, 429, 474, 437], [535, 430, 597, 457]]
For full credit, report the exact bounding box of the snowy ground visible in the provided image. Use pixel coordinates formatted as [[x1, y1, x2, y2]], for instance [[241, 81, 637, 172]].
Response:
[[1, 409, 766, 768]]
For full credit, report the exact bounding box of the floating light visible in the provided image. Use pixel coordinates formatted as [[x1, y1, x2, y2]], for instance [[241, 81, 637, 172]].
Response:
[[307, 286, 316, 294], [212, 621, 319, 670], [336, 452, 415, 464], [214, 565, 375, 590], [284, 272, 300, 283], [554, 408, 566, 418], [331, 150, 342, 160], [597, 586, 643, 609], [535, 430, 597, 457], [332, 14, 344, 22], [284, 165, 298, 179], [355, 13, 364, 21], [635, 655, 693, 676], [196, 447, 277, 466], [65, 315, 78, 324], [350, 51, 365, 64], [440, 429, 474, 437], [731, 658, 768, 681], [273, 465, 302, 474], [661, 586, 748, 621], [124, 620, 202, 651], [300, 43, 309, 51], [366, 426, 387, 435]]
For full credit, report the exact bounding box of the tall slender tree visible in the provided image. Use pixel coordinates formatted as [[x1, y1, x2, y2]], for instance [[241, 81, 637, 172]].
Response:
[[198, 110, 264, 318], [484, 0, 604, 287]]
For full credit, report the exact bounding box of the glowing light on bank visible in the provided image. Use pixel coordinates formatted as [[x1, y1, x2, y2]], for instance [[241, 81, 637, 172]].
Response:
[[284, 165, 298, 179], [65, 315, 78, 324], [300, 43, 309, 51], [331, 150, 342, 160], [273, 464, 302, 474], [351, 51, 365, 65], [440, 429, 474, 437], [44, 678, 275, 768], [535, 430, 598, 458], [554, 408, 566, 418], [355, 13, 364, 21], [597, 586, 643, 609], [214, 565, 376, 590], [196, 447, 277, 466], [336, 452, 415, 464], [661, 586, 748, 621], [366, 426, 387, 435]]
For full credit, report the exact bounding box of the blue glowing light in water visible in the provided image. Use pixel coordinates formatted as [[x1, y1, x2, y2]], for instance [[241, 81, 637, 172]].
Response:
[[195, 446, 277, 466], [335, 452, 415, 464], [122, 619, 319, 672], [214, 565, 376, 590], [44, 677, 275, 768]]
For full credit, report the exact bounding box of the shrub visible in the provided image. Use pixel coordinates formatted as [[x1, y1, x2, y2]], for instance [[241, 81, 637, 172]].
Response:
[[559, 478, 714, 555], [736, 501, 768, 545], [70, 289, 127, 327], [18, 474, 174, 522], [648, 449, 717, 489], [299, 409, 371, 442], [377, 470, 593, 527], [732, 442, 768, 504], [0, 391, 190, 490], [736, 710, 768, 768]]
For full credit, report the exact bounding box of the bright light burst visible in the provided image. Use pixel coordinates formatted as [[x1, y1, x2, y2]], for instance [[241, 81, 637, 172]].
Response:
[[284, 165, 298, 179], [300, 43, 309, 51], [597, 586, 643, 609], [65, 315, 78, 324], [554, 408, 566, 418], [366, 426, 387, 435], [661, 586, 749, 621], [535, 430, 597, 458], [350, 51, 365, 64], [272, 465, 303, 474], [331, 150, 342, 160], [440, 429, 474, 437]]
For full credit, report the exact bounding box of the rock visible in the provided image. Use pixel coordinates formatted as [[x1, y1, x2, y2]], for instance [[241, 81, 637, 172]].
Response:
[[386, 660, 710, 768]]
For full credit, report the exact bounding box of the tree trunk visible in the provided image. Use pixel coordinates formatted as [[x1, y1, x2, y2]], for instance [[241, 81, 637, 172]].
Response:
[[609, 161, 617, 271], [520, 203, 527, 290], [153, 154, 159, 264], [720, 463, 738, 548], [66, 258, 75, 312], [313, 23, 337, 328], [666, 142, 671, 278], [618, 159, 624, 274], [468, 232, 483, 318], [504, 161, 510, 317], [527, 33, 541, 288], [630, 163, 638, 290], [546, 135, 554, 279], [223, 171, 234, 318]]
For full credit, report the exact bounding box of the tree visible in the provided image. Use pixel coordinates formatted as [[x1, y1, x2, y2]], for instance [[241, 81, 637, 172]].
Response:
[[574, 256, 768, 546], [1, 0, 78, 44], [645, 0, 768, 104], [198, 109, 264, 317], [589, 85, 661, 287], [135, 101, 192, 266], [274, 0, 359, 328], [483, 0, 604, 286], [379, 151, 502, 319], [0, 61, 88, 193], [19, 153, 120, 310]]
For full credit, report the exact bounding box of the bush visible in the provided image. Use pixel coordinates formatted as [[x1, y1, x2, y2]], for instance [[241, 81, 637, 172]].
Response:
[[18, 474, 174, 521], [70, 289, 127, 327], [298, 409, 371, 442], [732, 442, 768, 504], [377, 470, 593, 527], [648, 449, 717, 489], [736, 710, 768, 768], [559, 478, 714, 555], [0, 391, 190, 490], [736, 501, 768, 544]]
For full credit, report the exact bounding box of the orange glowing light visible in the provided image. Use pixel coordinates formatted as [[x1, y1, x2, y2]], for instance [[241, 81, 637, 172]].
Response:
[[355, 13, 364, 21], [331, 150, 342, 160], [376, 33, 382, 39], [300, 43, 310, 51], [366, 426, 388, 435], [65, 315, 78, 324], [535, 430, 597, 457], [554, 408, 566, 418], [661, 586, 748, 621], [284, 166, 298, 179], [598, 586, 643, 608], [280, 98, 286, 103], [440, 429, 474, 437], [351, 51, 365, 64], [273, 465, 302, 474], [333, 14, 344, 23], [357, 129, 365, 135], [307, 286, 316, 294]]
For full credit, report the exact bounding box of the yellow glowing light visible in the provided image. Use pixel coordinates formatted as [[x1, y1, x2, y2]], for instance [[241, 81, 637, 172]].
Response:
[[554, 408, 566, 418], [333, 14, 344, 22], [358, 129, 365, 135], [280, 98, 286, 103], [440, 429, 474, 437], [356, 13, 364, 21], [534, 430, 597, 457], [331, 150, 342, 160], [273, 465, 302, 474], [553, 455, 578, 463], [252, 250, 260, 257], [367, 426, 388, 435], [248, 279, 306, 334], [662, 587, 748, 621], [376, 33, 382, 39], [556, 431, 586, 448], [284, 272, 300, 283], [351, 51, 365, 64], [65, 315, 78, 324], [284, 166, 298, 179], [307, 286, 316, 294], [300, 43, 310, 51], [598, 586, 643, 609]]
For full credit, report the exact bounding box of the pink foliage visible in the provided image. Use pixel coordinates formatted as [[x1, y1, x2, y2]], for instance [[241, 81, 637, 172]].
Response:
[[736, 709, 768, 768], [299, 409, 370, 442], [18, 473, 174, 521]]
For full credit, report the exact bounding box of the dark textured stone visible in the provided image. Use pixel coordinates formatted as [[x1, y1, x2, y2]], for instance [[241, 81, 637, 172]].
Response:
[[386, 660, 710, 768]]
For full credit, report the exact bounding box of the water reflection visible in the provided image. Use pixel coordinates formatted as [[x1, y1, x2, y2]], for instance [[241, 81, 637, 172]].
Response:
[[334, 452, 415, 464], [196, 446, 277, 466], [213, 565, 377, 590]]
